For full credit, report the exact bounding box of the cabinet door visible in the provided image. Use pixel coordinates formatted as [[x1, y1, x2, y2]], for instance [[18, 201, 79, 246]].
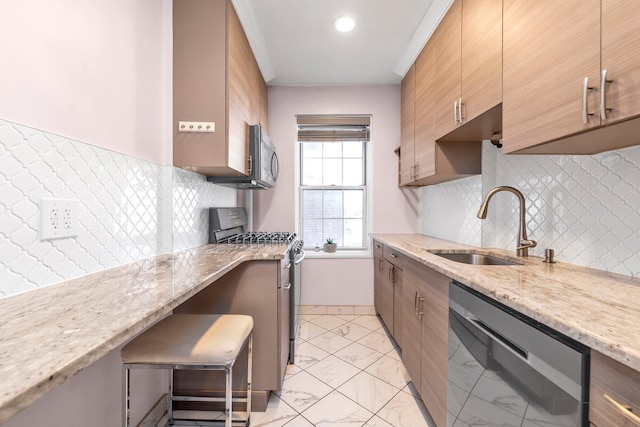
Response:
[[434, 0, 462, 140], [414, 39, 436, 180], [461, 0, 502, 124], [373, 254, 385, 317], [227, 1, 254, 175], [601, 0, 640, 125], [380, 259, 395, 333], [502, 0, 600, 153], [392, 267, 403, 349], [402, 279, 422, 391], [420, 298, 448, 427], [590, 351, 640, 427], [400, 64, 416, 186]]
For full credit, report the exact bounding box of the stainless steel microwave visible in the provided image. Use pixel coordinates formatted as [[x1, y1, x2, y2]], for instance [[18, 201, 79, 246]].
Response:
[[207, 124, 279, 189]]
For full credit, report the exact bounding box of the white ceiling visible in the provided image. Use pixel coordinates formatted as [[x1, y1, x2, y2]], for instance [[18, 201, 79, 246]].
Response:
[[232, 0, 454, 86]]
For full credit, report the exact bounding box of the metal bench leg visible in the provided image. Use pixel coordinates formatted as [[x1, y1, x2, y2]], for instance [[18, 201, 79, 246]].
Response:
[[123, 367, 131, 427]]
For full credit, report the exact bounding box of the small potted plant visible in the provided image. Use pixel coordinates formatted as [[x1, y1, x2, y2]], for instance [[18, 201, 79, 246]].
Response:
[[323, 238, 337, 253]]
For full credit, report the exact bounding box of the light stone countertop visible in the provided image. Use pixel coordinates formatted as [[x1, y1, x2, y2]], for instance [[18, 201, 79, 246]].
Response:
[[0, 243, 290, 424], [371, 233, 640, 373]]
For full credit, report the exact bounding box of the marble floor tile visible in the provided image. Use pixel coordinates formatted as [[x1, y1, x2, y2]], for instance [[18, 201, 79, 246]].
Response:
[[308, 314, 349, 330], [293, 340, 331, 370], [237, 315, 439, 427], [285, 415, 315, 426], [337, 371, 401, 413], [334, 341, 385, 370], [308, 330, 353, 354], [376, 389, 437, 427], [357, 330, 397, 354], [301, 391, 373, 426], [350, 315, 384, 331], [250, 394, 299, 427], [297, 321, 329, 342], [362, 415, 395, 427], [275, 371, 333, 413], [331, 321, 373, 341], [305, 354, 361, 389], [364, 355, 412, 389]]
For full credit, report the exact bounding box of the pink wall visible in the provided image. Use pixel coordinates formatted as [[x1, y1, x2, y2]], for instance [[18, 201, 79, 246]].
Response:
[[259, 86, 419, 305], [0, 1, 171, 424], [0, 0, 173, 165]]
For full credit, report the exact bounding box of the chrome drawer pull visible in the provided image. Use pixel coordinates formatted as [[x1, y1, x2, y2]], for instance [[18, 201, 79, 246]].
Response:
[[453, 100, 459, 124], [582, 77, 594, 124], [600, 69, 613, 120], [604, 394, 640, 425]]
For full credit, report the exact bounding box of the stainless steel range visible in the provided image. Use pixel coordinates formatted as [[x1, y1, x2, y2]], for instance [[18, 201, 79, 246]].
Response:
[[209, 207, 304, 364]]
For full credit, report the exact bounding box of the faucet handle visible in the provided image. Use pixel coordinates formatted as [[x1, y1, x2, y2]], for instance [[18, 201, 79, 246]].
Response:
[[517, 239, 537, 250]]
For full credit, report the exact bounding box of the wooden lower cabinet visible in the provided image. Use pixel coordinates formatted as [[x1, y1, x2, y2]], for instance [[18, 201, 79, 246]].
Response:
[[402, 258, 449, 427], [374, 248, 403, 344], [173, 260, 288, 411], [590, 350, 640, 427], [372, 242, 450, 427]]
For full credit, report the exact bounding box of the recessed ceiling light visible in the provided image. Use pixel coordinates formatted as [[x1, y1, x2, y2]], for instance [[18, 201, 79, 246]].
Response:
[[334, 15, 356, 33]]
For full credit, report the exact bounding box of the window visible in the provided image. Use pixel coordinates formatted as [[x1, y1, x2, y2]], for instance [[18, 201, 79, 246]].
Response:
[[297, 115, 370, 251]]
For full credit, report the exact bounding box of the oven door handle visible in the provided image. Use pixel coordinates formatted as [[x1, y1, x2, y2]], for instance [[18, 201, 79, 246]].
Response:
[[294, 249, 306, 265]]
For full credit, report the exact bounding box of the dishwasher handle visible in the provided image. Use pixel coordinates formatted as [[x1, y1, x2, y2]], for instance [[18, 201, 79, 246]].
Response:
[[470, 318, 528, 362]]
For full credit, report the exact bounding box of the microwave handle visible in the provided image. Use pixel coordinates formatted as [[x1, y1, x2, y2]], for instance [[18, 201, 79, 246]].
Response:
[[271, 152, 280, 181]]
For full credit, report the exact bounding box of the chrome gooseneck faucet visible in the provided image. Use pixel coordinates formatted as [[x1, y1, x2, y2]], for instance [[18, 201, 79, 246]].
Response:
[[477, 186, 537, 257]]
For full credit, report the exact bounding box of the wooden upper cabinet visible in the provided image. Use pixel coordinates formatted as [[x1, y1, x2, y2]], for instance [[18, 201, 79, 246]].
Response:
[[434, 0, 502, 142], [414, 40, 436, 181], [173, 0, 267, 176], [601, 0, 640, 125], [460, 0, 502, 126], [399, 35, 481, 188], [503, 0, 640, 155], [433, 0, 462, 140], [502, 0, 601, 154], [400, 64, 416, 186]]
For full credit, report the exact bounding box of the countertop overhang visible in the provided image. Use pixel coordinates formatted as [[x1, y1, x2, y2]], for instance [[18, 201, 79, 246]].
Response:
[[371, 233, 640, 373], [0, 243, 290, 424]]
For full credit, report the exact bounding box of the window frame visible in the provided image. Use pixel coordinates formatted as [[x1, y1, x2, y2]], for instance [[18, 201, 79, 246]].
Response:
[[296, 132, 371, 253]]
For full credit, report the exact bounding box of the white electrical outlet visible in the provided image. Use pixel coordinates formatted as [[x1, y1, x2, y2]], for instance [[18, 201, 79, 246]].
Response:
[[40, 199, 79, 240]]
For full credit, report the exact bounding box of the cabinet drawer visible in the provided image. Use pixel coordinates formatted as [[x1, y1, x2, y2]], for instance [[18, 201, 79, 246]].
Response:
[[382, 245, 404, 268], [373, 240, 383, 258], [590, 350, 640, 427], [404, 257, 448, 309]]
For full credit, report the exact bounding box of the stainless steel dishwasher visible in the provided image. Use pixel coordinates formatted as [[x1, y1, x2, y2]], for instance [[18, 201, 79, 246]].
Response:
[[448, 281, 589, 427]]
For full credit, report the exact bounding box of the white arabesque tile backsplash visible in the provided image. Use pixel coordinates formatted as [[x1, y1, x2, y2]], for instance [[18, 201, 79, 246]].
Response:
[[0, 119, 236, 298], [421, 140, 640, 278]]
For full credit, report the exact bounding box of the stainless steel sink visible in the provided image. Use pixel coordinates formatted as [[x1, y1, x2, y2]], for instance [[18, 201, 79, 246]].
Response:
[[429, 251, 521, 266]]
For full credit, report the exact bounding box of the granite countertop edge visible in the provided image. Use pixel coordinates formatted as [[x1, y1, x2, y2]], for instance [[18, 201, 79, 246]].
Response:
[[371, 233, 640, 373], [0, 243, 290, 424]]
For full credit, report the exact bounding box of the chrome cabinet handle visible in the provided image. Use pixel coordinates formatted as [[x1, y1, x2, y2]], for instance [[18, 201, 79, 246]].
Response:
[[375, 244, 381, 249], [600, 69, 613, 120], [390, 253, 397, 258], [378, 258, 383, 272], [604, 394, 640, 425], [582, 77, 594, 124], [419, 297, 425, 316], [388, 266, 393, 282], [453, 100, 459, 124], [414, 292, 419, 314], [459, 97, 464, 123]]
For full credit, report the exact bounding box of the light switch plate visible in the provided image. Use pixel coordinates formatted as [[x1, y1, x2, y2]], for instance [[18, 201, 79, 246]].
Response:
[[40, 198, 79, 240]]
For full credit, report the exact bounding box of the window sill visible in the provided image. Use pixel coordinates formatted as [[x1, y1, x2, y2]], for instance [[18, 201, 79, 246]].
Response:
[[304, 250, 372, 259]]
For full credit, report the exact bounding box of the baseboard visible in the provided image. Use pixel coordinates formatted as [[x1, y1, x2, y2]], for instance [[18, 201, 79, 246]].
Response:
[[137, 394, 167, 427], [300, 305, 375, 315]]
